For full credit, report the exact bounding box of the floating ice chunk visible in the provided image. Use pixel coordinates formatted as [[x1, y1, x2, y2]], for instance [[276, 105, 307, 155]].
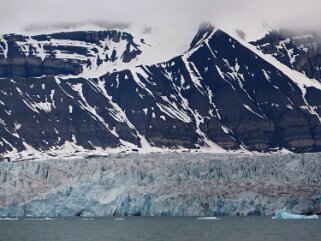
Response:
[[113, 218, 125, 221], [272, 210, 319, 220], [197, 217, 220, 220], [25, 218, 55, 221], [0, 217, 18, 221]]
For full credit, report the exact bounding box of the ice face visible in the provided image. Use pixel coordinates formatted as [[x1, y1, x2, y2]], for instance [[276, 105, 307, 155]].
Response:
[[0, 152, 321, 217]]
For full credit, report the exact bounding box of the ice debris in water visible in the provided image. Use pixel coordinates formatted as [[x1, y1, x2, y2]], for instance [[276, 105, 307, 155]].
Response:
[[113, 218, 125, 221], [0, 217, 18, 221], [272, 210, 319, 220], [197, 217, 220, 220]]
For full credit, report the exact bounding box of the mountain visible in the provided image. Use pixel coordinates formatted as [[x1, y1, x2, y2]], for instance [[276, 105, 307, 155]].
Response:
[[251, 30, 321, 81], [2, 25, 321, 161], [0, 30, 144, 78]]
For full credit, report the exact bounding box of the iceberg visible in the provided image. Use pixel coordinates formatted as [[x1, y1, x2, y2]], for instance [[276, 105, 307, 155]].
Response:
[[197, 217, 220, 220], [272, 210, 319, 220], [25, 217, 55, 221], [113, 218, 125, 221], [0, 217, 18, 221]]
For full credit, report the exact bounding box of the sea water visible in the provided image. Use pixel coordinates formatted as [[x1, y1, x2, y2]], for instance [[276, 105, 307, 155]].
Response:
[[0, 216, 320, 241]]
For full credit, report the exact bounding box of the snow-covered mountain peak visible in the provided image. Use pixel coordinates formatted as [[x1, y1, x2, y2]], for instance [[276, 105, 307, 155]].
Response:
[[252, 29, 321, 81], [0, 29, 147, 78], [0, 24, 200, 79]]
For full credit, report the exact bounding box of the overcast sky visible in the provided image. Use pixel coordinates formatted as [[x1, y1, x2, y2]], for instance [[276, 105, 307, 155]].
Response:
[[1, 0, 320, 39]]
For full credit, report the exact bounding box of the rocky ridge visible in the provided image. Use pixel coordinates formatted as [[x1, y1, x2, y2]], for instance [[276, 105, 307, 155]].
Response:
[[252, 30, 321, 81]]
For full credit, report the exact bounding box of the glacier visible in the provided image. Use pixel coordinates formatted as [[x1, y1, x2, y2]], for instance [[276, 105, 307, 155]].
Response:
[[0, 152, 320, 217]]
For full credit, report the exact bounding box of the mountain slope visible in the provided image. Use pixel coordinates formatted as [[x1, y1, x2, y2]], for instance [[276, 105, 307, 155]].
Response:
[[252, 30, 321, 81], [2, 26, 321, 160], [0, 30, 143, 78]]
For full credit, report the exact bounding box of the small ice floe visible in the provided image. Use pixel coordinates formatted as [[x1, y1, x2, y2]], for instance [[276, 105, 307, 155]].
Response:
[[0, 217, 18, 221], [26, 217, 56, 221], [113, 218, 125, 221], [197, 217, 220, 220], [272, 210, 319, 220], [81, 218, 94, 221], [25, 217, 56, 221]]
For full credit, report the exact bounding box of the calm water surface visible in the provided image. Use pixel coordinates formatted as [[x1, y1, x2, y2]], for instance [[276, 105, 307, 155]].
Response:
[[0, 216, 320, 241]]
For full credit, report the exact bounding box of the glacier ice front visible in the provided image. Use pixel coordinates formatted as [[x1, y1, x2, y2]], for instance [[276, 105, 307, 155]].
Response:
[[1, 153, 321, 217], [272, 210, 319, 220]]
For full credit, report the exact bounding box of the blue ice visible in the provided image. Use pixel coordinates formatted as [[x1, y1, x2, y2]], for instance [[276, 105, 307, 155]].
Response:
[[272, 210, 319, 220]]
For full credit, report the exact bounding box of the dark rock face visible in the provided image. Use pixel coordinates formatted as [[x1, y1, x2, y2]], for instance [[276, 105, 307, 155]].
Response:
[[0, 30, 142, 78], [251, 30, 321, 81], [2, 27, 321, 157]]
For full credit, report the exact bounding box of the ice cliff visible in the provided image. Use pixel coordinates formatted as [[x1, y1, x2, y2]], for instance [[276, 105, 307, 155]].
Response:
[[0, 153, 320, 217]]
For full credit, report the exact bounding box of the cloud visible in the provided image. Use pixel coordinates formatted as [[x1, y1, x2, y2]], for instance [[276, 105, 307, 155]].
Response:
[[1, 0, 320, 39]]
